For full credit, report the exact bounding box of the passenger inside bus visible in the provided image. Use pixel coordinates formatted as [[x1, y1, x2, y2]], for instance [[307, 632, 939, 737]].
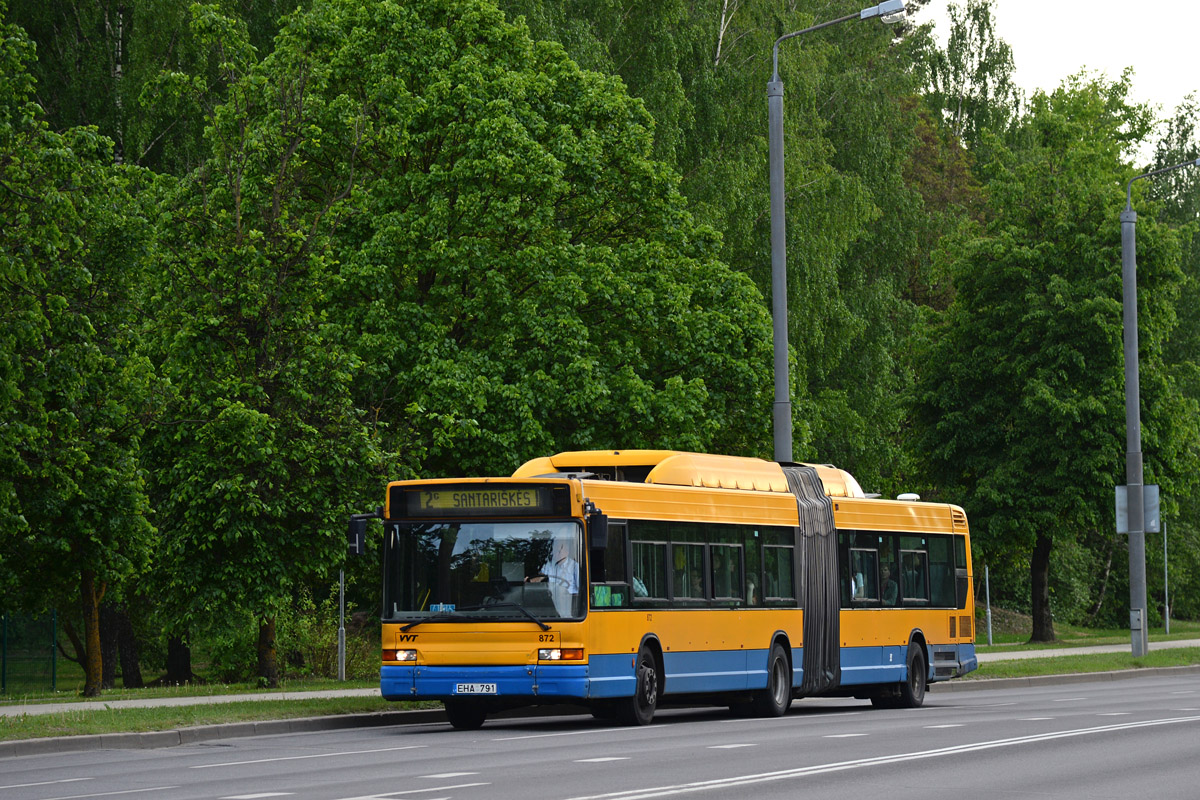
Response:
[[881, 563, 898, 606]]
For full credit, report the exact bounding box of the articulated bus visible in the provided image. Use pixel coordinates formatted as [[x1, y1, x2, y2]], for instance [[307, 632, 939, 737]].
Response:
[[369, 450, 976, 729]]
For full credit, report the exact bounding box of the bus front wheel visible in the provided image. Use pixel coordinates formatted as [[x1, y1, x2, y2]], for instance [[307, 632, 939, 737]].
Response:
[[617, 646, 659, 726], [444, 699, 486, 730]]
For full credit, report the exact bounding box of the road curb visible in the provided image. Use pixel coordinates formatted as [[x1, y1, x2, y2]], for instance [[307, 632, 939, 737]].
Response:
[[929, 664, 1200, 692], [0, 709, 447, 759]]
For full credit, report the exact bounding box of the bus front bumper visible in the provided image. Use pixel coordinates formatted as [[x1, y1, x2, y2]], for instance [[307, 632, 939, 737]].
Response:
[[381, 664, 590, 701]]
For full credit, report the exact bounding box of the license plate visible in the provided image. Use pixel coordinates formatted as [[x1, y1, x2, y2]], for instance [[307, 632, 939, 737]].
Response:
[[454, 683, 497, 695]]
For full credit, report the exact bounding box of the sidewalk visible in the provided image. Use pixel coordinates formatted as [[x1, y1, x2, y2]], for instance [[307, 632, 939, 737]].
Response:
[[0, 687, 382, 718]]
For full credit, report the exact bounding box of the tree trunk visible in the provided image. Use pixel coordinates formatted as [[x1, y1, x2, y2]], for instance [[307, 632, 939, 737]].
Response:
[[80, 569, 104, 697], [100, 603, 118, 689], [257, 617, 279, 688], [116, 607, 144, 688], [165, 634, 194, 685], [1029, 533, 1055, 642]]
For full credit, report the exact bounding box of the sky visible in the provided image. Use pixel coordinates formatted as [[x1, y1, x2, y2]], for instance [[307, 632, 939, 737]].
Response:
[[914, 0, 1199, 119]]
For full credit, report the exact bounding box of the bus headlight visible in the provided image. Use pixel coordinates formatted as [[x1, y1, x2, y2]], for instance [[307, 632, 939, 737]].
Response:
[[383, 649, 417, 662], [538, 648, 584, 661]]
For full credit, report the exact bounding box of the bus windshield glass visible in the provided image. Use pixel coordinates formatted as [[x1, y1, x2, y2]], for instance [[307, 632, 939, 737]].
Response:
[[383, 520, 584, 622]]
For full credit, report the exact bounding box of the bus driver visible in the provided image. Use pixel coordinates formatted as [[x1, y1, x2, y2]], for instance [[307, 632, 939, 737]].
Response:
[[527, 538, 579, 615]]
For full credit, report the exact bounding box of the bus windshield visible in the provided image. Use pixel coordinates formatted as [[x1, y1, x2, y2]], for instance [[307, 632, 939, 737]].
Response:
[[383, 520, 584, 622]]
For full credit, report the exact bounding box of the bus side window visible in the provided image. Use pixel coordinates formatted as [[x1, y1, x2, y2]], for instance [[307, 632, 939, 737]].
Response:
[[630, 540, 667, 600], [928, 535, 956, 607], [764, 544, 795, 601], [900, 549, 929, 603]]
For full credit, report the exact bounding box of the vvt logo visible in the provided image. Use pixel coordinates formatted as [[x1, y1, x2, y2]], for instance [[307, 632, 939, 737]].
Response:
[[397, 634, 418, 643]]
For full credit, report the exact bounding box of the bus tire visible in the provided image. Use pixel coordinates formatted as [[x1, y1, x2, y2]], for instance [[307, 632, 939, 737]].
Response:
[[444, 700, 486, 730], [751, 642, 792, 717], [617, 645, 659, 726], [898, 645, 927, 708]]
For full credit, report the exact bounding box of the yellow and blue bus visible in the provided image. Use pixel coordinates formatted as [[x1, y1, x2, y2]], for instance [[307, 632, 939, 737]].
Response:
[[372, 450, 976, 729]]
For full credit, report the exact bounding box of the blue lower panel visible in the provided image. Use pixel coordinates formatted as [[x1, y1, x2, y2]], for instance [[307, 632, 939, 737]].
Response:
[[382, 664, 588, 701], [958, 643, 978, 675], [587, 653, 637, 699], [662, 649, 763, 694], [838, 645, 906, 686]]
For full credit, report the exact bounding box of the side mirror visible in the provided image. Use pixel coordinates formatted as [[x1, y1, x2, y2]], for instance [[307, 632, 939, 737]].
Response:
[[588, 512, 609, 550]]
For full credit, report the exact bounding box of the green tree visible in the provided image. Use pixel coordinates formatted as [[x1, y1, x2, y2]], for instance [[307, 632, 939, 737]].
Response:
[[1146, 93, 1200, 623], [143, 4, 382, 686], [0, 3, 156, 695], [912, 74, 1189, 640], [8, 0, 305, 174], [918, 0, 1020, 150], [245, 0, 774, 475]]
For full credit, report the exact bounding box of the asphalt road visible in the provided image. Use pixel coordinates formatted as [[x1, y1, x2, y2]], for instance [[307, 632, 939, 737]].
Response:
[[3, 673, 1200, 800]]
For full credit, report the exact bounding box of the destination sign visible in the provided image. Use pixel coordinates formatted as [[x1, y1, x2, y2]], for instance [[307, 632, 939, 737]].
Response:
[[395, 484, 567, 518]]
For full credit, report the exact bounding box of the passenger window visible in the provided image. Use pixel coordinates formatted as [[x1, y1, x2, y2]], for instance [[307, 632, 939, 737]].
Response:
[[711, 544, 743, 602], [900, 549, 929, 603], [673, 543, 705, 600], [849, 549, 879, 602], [631, 541, 667, 600], [764, 545, 795, 601], [928, 536, 956, 607]]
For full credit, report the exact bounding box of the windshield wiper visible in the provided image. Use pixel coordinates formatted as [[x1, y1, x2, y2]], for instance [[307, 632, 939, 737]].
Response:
[[400, 611, 487, 632], [458, 601, 551, 631]]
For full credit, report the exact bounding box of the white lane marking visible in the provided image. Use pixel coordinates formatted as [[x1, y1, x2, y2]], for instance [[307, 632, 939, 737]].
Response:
[[42, 788, 178, 800], [221, 794, 294, 799], [420, 773, 477, 779], [1098, 712, 1131, 717], [0, 779, 92, 790], [1170, 691, 1194, 695], [1053, 697, 1088, 702], [710, 744, 757, 749], [977, 702, 1017, 708], [191, 745, 425, 769], [924, 724, 963, 729], [559, 715, 1200, 800], [577, 757, 631, 763], [824, 734, 868, 738], [333, 785, 488, 799], [1020, 717, 1054, 721]]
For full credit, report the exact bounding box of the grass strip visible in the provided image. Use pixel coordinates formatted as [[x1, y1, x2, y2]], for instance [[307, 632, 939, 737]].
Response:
[[968, 647, 1200, 679], [0, 697, 438, 742]]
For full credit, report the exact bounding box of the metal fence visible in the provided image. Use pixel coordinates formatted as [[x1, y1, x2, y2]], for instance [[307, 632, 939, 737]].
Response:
[[1, 611, 57, 694]]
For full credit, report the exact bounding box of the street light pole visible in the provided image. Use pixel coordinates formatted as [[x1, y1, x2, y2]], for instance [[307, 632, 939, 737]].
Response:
[[768, 0, 906, 463], [1120, 157, 1199, 657]]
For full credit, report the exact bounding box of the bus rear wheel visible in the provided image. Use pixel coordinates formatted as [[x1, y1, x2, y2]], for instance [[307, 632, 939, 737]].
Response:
[[898, 645, 927, 708], [751, 643, 792, 717], [616, 646, 659, 726], [444, 699, 486, 730]]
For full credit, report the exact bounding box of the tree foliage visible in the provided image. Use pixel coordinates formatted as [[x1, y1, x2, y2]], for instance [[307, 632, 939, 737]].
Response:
[[0, 3, 156, 694], [912, 73, 1190, 639]]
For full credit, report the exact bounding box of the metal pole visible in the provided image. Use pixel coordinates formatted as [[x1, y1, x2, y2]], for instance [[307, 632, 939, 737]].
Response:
[[1119, 158, 1197, 657], [768, 66, 791, 464], [1164, 522, 1169, 634], [766, 3, 904, 464], [985, 564, 993, 647], [1120, 200, 1148, 658], [338, 569, 346, 682], [51, 609, 57, 693]]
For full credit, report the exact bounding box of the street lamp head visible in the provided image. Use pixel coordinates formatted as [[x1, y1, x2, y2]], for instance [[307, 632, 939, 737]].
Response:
[[862, 0, 907, 23]]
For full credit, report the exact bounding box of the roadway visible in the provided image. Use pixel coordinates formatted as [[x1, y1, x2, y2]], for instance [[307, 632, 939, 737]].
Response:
[[3, 673, 1199, 800]]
